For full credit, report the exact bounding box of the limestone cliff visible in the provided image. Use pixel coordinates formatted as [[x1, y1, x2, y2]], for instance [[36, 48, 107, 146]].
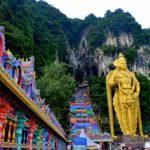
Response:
[[105, 32, 133, 47], [66, 31, 150, 79]]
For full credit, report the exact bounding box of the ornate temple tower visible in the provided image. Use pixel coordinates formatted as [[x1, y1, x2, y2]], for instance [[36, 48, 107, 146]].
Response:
[[0, 27, 67, 149]]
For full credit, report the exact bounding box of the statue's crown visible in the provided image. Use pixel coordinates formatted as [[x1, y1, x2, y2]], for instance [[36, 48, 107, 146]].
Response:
[[118, 53, 126, 62], [118, 53, 124, 58], [113, 53, 126, 66]]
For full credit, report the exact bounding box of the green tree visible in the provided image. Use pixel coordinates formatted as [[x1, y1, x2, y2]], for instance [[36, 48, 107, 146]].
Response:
[[88, 76, 110, 132], [137, 74, 150, 134], [100, 45, 116, 55], [124, 47, 137, 66], [37, 62, 75, 133]]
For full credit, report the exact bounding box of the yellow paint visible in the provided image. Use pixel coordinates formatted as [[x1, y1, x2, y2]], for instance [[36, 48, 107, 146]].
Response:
[[12, 122, 17, 143], [7, 120, 13, 142], [2, 119, 8, 142]]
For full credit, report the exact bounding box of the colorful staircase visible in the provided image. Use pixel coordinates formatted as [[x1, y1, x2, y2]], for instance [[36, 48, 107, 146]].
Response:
[[69, 82, 112, 144]]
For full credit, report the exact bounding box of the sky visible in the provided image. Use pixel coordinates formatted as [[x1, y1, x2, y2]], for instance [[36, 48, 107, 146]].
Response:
[[45, 0, 150, 29]]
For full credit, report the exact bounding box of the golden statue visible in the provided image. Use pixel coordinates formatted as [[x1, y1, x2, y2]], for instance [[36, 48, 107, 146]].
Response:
[[106, 53, 144, 138]]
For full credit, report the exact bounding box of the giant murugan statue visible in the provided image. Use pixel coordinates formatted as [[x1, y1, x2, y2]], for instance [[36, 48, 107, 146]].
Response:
[[106, 53, 144, 138]]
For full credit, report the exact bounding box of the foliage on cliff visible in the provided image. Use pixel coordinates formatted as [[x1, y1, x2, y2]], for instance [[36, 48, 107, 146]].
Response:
[[0, 0, 149, 75], [87, 9, 150, 50], [37, 62, 75, 132]]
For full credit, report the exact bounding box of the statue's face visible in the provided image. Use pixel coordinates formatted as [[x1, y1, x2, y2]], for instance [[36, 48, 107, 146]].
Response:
[[118, 61, 127, 70]]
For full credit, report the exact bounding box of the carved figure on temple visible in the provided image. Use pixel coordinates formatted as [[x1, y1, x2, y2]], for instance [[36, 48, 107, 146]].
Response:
[[21, 81, 27, 92], [14, 67, 19, 83], [106, 53, 144, 138], [40, 98, 45, 112], [32, 88, 39, 105], [36, 91, 41, 106], [45, 104, 51, 116]]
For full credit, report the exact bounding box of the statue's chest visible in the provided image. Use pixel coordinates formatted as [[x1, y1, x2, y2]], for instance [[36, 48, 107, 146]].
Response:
[[118, 73, 132, 84]]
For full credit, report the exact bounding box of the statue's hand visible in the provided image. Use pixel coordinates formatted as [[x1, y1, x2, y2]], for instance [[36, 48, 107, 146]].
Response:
[[114, 74, 119, 83]]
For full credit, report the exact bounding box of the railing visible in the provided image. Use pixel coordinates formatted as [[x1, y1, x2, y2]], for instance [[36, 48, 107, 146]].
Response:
[[0, 142, 44, 149]]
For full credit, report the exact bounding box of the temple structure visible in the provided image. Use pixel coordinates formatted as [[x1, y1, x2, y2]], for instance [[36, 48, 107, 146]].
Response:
[[70, 82, 113, 149], [0, 27, 67, 149]]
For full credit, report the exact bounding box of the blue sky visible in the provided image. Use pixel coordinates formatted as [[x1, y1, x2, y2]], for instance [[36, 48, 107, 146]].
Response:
[[45, 0, 150, 29]]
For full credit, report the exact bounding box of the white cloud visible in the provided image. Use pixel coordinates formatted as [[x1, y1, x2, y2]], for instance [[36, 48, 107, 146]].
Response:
[[45, 0, 150, 28]]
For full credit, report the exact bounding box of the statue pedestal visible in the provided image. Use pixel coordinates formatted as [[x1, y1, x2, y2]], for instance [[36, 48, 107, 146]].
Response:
[[114, 135, 150, 148]]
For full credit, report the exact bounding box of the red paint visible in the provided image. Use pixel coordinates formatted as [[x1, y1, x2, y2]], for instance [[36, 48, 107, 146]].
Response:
[[55, 137, 58, 150], [28, 119, 37, 150], [0, 97, 11, 142], [48, 132, 53, 150]]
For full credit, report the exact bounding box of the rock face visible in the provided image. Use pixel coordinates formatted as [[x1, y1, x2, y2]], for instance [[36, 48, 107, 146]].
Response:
[[133, 46, 150, 76], [66, 31, 150, 79], [105, 32, 133, 47], [67, 31, 94, 78]]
